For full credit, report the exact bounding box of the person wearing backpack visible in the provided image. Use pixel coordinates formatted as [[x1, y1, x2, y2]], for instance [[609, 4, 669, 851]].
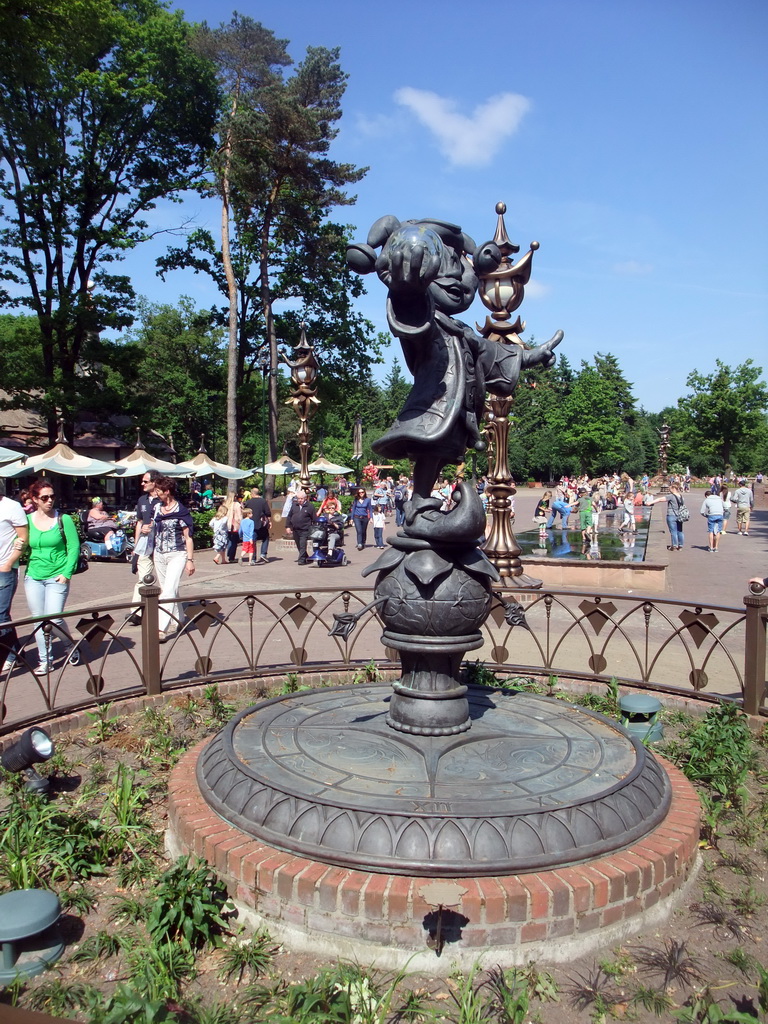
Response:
[[393, 476, 408, 526], [650, 483, 688, 550]]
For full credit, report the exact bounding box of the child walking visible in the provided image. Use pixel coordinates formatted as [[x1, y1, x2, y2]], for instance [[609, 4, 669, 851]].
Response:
[[210, 505, 228, 564], [239, 508, 255, 564], [372, 508, 386, 548], [577, 488, 593, 542]]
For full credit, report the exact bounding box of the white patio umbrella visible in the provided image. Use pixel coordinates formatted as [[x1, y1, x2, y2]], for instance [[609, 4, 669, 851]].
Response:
[[112, 436, 189, 477], [0, 439, 124, 478], [0, 445, 24, 466], [259, 455, 302, 476], [174, 439, 253, 481], [308, 457, 354, 475]]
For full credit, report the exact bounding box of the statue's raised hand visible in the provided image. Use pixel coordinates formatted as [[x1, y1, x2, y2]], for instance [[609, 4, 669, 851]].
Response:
[[374, 224, 444, 295]]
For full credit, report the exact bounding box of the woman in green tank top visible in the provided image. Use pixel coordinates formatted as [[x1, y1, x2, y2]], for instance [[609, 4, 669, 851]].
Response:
[[23, 478, 80, 675]]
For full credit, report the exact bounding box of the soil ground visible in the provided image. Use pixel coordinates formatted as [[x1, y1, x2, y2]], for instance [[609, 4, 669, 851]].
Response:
[[2, 678, 767, 1024]]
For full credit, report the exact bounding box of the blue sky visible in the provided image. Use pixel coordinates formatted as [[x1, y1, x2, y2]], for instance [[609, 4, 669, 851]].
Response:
[[130, 0, 767, 413]]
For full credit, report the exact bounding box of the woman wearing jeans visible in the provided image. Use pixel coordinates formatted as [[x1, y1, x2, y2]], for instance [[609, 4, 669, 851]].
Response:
[[24, 478, 80, 674], [350, 488, 372, 550], [650, 483, 686, 550], [151, 476, 195, 641]]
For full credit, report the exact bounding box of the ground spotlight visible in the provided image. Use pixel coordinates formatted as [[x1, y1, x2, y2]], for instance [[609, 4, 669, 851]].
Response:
[[1, 727, 55, 793]]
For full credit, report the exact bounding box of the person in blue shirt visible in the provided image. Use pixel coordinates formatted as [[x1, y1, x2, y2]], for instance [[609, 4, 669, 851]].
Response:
[[350, 488, 372, 549], [239, 508, 256, 565]]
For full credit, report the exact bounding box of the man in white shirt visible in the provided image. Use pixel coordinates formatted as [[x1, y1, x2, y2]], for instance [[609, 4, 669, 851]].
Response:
[[0, 481, 29, 672]]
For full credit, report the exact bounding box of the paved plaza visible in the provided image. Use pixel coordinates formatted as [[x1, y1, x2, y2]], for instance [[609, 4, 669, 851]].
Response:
[[10, 486, 764, 622], [1, 485, 764, 730]]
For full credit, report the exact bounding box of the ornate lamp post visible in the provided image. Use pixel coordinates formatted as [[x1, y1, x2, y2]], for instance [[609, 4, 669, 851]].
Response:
[[282, 323, 320, 492], [475, 202, 543, 589], [658, 422, 671, 493]]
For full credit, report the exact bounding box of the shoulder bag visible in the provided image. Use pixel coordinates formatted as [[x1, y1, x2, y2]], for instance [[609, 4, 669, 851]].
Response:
[[57, 514, 89, 574]]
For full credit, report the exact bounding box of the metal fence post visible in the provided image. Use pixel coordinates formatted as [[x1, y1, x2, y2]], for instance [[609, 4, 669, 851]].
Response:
[[139, 581, 162, 696], [743, 591, 768, 716]]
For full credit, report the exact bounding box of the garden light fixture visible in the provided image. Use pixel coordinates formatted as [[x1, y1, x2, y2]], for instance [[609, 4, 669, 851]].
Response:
[[0, 727, 55, 793]]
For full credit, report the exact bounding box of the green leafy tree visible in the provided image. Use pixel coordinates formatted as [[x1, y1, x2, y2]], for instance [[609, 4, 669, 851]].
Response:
[[124, 298, 227, 459], [0, 0, 219, 444], [161, 18, 376, 492], [676, 360, 768, 472], [557, 363, 631, 474]]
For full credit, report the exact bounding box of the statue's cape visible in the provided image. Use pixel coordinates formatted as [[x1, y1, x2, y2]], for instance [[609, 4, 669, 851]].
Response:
[[373, 310, 481, 461]]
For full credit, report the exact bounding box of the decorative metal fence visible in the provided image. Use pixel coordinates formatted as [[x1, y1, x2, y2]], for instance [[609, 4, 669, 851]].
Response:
[[1, 581, 766, 735]]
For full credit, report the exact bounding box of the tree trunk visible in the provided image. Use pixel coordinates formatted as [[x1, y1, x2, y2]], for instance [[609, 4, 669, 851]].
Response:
[[259, 184, 280, 500], [220, 96, 241, 496]]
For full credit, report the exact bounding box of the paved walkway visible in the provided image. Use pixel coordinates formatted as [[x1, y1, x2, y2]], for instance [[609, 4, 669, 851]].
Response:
[[13, 486, 762, 621], [3, 485, 765, 729]]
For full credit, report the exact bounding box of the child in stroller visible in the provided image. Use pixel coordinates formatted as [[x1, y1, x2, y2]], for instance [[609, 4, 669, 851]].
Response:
[[307, 512, 348, 567]]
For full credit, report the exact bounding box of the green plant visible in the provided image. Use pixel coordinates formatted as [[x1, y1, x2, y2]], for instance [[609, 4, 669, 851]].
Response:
[[728, 811, 762, 847], [700, 791, 729, 849], [25, 978, 95, 1016], [0, 787, 106, 889], [279, 672, 302, 695], [252, 968, 354, 1023], [598, 949, 635, 979], [147, 856, 231, 952], [664, 708, 695, 727], [676, 702, 756, 806], [506, 675, 546, 694], [86, 982, 180, 1023], [59, 882, 98, 913], [124, 939, 196, 1003], [190, 510, 214, 550], [204, 683, 235, 723], [756, 963, 768, 1015], [86, 701, 121, 743], [730, 885, 766, 916], [484, 965, 530, 1023], [575, 677, 620, 717], [142, 706, 169, 734], [702, 877, 730, 902], [111, 893, 151, 923], [217, 930, 280, 983], [179, 998, 245, 1024], [518, 961, 559, 1002], [107, 762, 150, 829], [546, 673, 561, 697], [673, 985, 757, 1023], [716, 947, 759, 976], [139, 731, 188, 772], [444, 963, 489, 1023], [69, 929, 131, 966], [718, 851, 754, 877], [463, 660, 503, 688], [631, 984, 675, 1015], [363, 659, 382, 682]]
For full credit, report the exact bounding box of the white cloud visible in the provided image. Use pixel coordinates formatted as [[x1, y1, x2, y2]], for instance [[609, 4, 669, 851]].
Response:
[[613, 260, 654, 276], [394, 88, 531, 167], [524, 280, 550, 300], [355, 111, 407, 138]]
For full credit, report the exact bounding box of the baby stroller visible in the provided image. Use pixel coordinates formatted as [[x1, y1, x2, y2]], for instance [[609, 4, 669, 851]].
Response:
[[79, 509, 135, 563], [307, 513, 349, 567]]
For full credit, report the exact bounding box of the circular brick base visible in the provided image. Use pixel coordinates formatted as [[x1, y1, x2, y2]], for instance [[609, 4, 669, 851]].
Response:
[[168, 738, 701, 969]]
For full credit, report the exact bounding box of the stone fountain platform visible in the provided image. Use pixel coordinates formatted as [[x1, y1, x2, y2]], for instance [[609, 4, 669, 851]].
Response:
[[168, 684, 700, 967]]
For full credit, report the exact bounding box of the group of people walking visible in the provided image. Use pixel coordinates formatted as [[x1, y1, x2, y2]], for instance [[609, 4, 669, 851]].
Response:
[[209, 489, 271, 566]]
